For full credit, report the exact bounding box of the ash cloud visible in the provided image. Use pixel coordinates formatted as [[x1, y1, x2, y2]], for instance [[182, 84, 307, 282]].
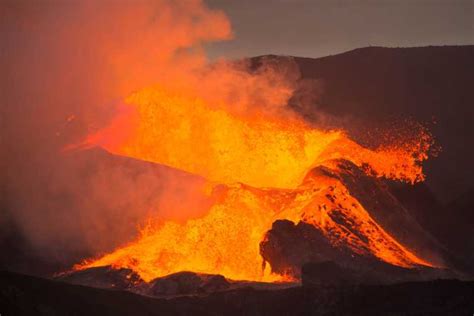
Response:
[[1, 0, 230, 274], [1, 0, 315, 274]]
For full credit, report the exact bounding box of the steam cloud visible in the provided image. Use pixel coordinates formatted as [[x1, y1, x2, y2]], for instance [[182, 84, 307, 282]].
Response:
[[1, 0, 310, 273]]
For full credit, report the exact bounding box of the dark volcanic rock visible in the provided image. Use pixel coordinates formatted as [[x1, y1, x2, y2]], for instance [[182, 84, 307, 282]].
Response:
[[261, 219, 454, 285], [2, 270, 474, 316], [147, 272, 230, 296], [331, 160, 474, 275], [328, 160, 449, 268], [445, 189, 474, 263], [57, 266, 295, 297], [260, 220, 355, 277], [56, 266, 143, 290], [260, 159, 465, 281], [391, 183, 474, 274], [300, 259, 454, 287], [301, 261, 356, 287]]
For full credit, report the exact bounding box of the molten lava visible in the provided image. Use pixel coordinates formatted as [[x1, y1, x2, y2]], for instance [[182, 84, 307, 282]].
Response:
[[76, 85, 434, 282]]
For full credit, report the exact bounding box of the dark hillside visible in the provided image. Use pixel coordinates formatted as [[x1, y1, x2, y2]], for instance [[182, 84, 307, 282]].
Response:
[[2, 270, 474, 316]]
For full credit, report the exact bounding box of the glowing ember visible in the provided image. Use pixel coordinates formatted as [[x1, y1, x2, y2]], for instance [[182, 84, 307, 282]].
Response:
[[76, 85, 434, 282], [86, 86, 430, 187]]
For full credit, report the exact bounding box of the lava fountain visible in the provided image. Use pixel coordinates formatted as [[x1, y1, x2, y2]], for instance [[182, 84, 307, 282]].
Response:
[[73, 84, 434, 282]]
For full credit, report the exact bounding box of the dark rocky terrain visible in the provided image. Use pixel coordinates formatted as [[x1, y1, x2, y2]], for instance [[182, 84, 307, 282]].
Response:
[[56, 266, 295, 298], [2, 270, 474, 316]]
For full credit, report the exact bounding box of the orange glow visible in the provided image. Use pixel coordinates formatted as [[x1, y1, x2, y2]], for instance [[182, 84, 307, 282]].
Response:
[[76, 85, 434, 282], [86, 86, 430, 187]]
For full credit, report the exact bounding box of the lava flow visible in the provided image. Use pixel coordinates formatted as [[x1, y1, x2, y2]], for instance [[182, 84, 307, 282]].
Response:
[[75, 85, 434, 282]]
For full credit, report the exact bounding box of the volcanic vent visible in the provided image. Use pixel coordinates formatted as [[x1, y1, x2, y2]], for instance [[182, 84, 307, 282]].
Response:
[[65, 82, 445, 288]]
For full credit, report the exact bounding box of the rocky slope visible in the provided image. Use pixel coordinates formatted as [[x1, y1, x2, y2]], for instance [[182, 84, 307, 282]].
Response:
[[2, 270, 474, 316]]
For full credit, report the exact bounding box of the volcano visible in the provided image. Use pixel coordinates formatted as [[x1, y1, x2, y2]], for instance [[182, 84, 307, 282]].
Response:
[[2, 45, 474, 315], [63, 69, 444, 284], [61, 153, 458, 294], [58, 47, 473, 297]]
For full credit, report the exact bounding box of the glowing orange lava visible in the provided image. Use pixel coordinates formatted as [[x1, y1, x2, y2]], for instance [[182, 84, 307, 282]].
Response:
[[76, 85, 434, 282]]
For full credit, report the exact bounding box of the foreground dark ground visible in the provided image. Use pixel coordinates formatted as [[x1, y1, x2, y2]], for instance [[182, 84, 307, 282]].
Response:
[[1, 270, 473, 316]]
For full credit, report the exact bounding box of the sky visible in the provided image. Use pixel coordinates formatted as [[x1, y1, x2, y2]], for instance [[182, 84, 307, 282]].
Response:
[[205, 0, 474, 59]]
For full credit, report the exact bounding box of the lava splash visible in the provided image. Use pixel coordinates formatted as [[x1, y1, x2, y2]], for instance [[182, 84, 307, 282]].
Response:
[[75, 85, 434, 282]]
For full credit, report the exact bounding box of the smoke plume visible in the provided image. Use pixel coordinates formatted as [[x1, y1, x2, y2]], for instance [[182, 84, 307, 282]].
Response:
[[1, 0, 308, 273]]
